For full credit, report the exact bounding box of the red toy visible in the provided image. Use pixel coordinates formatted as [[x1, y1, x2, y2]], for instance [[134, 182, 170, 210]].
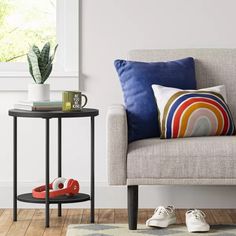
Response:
[[32, 177, 80, 199]]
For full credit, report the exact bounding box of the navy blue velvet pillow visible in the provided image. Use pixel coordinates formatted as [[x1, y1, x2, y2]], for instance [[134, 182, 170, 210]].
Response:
[[114, 57, 196, 143]]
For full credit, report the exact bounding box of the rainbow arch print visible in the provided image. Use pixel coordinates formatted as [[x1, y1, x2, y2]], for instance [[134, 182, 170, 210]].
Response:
[[161, 91, 235, 139]]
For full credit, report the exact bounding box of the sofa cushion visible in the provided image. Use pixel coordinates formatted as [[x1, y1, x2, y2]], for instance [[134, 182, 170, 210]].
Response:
[[114, 57, 196, 143], [127, 136, 236, 179]]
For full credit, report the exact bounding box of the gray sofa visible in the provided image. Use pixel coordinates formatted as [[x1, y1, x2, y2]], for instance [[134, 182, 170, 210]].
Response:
[[107, 49, 236, 230]]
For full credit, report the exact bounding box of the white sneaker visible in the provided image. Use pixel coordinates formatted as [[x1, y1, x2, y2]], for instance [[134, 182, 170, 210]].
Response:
[[146, 206, 176, 228], [186, 209, 210, 232]]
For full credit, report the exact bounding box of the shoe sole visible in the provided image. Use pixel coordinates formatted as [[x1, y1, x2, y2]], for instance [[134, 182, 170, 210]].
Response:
[[187, 225, 210, 232], [146, 217, 176, 228]]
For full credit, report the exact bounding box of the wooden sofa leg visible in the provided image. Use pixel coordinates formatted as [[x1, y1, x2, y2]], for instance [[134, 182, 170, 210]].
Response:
[[128, 185, 138, 230]]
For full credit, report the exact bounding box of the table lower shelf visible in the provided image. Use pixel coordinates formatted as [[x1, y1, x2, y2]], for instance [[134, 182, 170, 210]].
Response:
[[17, 193, 90, 204]]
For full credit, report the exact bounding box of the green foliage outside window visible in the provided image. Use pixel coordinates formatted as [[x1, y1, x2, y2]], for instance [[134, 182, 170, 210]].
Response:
[[0, 0, 56, 62]]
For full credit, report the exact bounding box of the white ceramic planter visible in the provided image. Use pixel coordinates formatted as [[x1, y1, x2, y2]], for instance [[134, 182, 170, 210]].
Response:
[[28, 84, 50, 102]]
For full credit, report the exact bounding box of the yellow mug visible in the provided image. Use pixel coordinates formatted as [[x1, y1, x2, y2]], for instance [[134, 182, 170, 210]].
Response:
[[62, 91, 88, 111]]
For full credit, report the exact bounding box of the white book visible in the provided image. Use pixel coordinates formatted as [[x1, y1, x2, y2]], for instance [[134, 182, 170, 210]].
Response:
[[14, 104, 62, 111]]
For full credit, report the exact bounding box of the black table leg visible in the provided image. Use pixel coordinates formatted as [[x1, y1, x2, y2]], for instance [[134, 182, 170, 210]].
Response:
[[13, 117, 17, 221], [58, 118, 62, 217], [90, 116, 95, 223], [45, 118, 50, 227]]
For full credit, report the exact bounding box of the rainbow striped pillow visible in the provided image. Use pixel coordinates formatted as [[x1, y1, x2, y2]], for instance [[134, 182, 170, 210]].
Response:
[[152, 85, 235, 139]]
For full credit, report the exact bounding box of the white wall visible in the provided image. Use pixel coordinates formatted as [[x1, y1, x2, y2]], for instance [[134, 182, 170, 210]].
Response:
[[1, 0, 236, 209]]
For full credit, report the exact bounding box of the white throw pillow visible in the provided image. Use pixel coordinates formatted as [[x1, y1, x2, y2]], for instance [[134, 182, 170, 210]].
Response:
[[152, 85, 234, 139]]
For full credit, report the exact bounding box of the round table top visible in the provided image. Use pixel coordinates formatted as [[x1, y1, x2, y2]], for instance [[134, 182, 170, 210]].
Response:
[[8, 108, 99, 118]]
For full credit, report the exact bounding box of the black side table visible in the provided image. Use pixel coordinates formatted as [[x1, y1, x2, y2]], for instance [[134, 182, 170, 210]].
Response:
[[8, 108, 99, 227]]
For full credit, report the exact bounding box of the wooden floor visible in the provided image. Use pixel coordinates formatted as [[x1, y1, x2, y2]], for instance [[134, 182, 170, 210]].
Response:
[[0, 208, 236, 236]]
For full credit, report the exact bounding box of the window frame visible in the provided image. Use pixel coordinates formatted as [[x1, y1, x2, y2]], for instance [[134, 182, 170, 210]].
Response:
[[0, 0, 79, 91]]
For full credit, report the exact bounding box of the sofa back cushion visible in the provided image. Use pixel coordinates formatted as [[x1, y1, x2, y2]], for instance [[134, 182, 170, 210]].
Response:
[[114, 58, 196, 143], [129, 49, 236, 127]]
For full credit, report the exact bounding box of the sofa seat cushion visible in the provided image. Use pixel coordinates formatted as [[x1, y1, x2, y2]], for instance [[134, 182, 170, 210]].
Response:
[[127, 136, 236, 179]]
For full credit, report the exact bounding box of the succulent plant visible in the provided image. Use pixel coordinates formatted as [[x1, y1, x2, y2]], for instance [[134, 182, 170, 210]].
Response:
[[27, 42, 58, 84]]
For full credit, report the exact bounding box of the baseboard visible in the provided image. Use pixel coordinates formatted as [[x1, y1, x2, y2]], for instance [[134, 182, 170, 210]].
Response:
[[1, 181, 236, 208]]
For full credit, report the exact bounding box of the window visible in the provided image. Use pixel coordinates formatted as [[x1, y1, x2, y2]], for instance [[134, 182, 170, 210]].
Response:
[[0, 0, 56, 62], [0, 0, 79, 91]]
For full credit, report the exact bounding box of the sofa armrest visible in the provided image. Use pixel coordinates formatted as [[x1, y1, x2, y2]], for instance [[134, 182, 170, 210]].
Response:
[[106, 104, 128, 185]]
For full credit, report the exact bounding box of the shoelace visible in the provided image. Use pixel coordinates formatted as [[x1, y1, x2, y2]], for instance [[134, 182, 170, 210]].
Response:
[[187, 209, 206, 220], [154, 206, 174, 216]]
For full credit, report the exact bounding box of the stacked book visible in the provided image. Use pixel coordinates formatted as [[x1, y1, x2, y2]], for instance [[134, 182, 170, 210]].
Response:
[[14, 101, 62, 111]]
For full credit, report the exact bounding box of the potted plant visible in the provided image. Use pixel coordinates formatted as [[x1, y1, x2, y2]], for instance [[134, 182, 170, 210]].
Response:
[[27, 42, 58, 101]]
